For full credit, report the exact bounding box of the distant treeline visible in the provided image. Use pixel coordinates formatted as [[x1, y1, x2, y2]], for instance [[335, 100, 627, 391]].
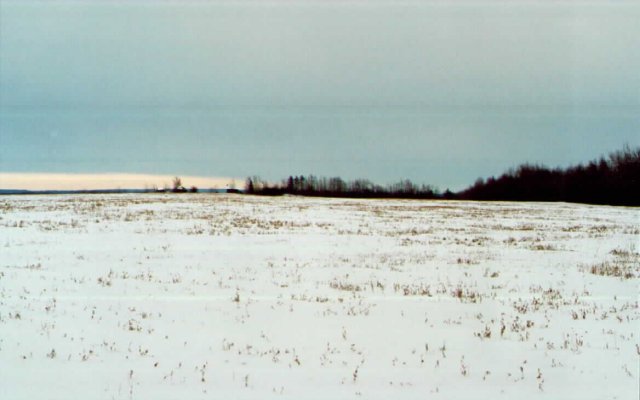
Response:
[[244, 176, 451, 199], [244, 146, 639, 205], [458, 146, 639, 206]]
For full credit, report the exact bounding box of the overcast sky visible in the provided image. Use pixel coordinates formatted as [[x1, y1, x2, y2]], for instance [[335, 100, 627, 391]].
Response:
[[1, 0, 638, 190]]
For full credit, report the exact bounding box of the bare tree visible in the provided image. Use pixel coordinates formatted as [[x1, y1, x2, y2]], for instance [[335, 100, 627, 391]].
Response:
[[172, 176, 182, 191], [245, 177, 255, 193]]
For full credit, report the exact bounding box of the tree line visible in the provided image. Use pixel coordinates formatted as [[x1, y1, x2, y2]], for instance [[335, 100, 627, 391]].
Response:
[[243, 145, 639, 206], [458, 145, 639, 206], [244, 175, 450, 199]]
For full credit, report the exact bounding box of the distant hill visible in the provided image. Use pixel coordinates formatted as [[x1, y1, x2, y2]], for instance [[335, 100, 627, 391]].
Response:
[[0, 189, 32, 195]]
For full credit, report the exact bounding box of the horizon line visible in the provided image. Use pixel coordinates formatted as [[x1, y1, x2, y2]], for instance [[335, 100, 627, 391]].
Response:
[[0, 173, 243, 191]]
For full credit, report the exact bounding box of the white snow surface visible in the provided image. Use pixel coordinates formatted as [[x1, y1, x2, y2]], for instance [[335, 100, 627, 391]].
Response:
[[0, 194, 638, 399]]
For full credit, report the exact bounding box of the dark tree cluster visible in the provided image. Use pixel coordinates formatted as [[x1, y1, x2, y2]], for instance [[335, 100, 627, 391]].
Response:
[[145, 176, 197, 193], [244, 175, 441, 199], [459, 146, 640, 206], [241, 146, 638, 206]]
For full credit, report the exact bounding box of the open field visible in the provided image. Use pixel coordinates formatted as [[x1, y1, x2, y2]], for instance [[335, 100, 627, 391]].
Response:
[[0, 194, 638, 399]]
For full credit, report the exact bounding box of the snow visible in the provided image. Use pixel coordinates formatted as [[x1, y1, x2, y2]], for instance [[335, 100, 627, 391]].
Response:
[[0, 194, 638, 399]]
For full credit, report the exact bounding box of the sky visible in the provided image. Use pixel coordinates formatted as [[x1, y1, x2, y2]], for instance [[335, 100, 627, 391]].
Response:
[[0, 173, 238, 191], [1, 0, 639, 190]]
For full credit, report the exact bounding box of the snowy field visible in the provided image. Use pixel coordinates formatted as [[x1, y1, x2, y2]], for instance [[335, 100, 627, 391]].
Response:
[[1, 194, 638, 400]]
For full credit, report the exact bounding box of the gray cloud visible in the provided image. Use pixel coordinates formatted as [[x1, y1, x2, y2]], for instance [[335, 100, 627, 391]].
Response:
[[1, 1, 639, 189]]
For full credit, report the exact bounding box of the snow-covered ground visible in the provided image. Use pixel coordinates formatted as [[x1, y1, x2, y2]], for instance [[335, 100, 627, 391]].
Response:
[[1, 194, 638, 399]]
